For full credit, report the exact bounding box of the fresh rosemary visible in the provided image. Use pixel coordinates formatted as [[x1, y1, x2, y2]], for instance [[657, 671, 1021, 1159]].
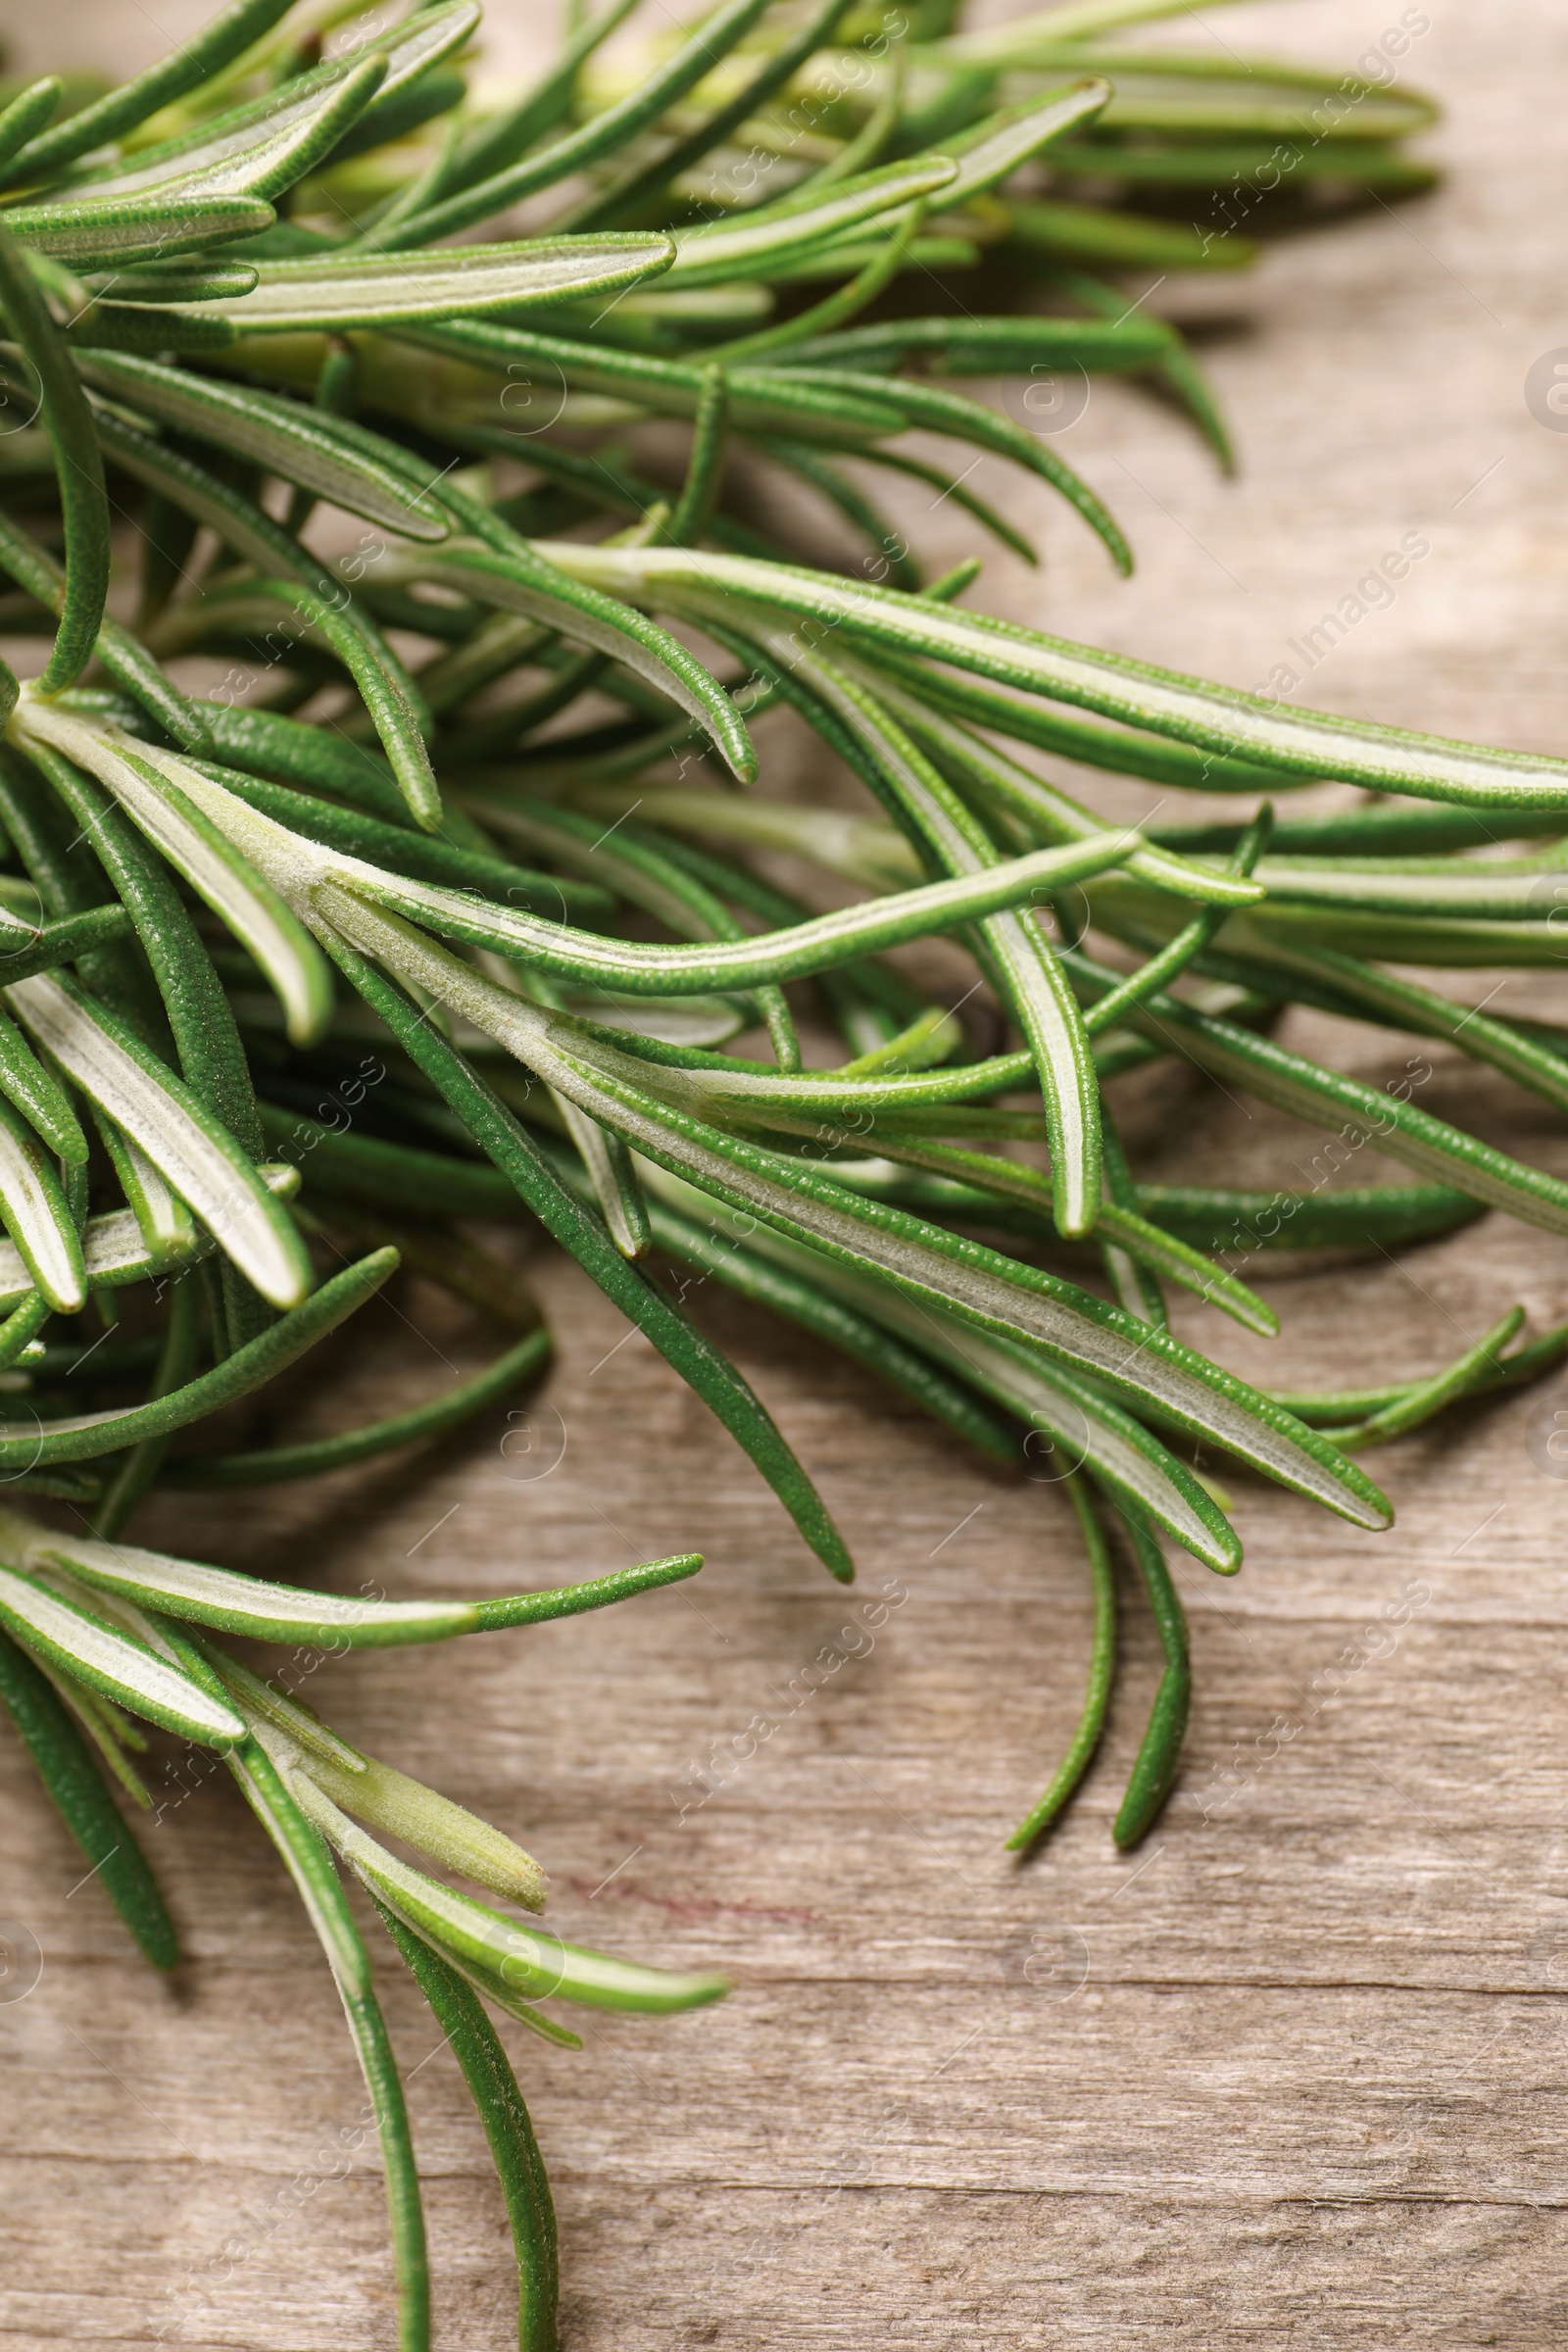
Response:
[[8, 3, 1558, 2344]]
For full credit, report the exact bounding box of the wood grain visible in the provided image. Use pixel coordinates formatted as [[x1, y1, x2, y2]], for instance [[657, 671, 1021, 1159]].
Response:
[[5, 4, 1568, 2346]]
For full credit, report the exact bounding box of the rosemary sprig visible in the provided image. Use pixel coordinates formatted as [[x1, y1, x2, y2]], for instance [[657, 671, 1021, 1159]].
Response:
[[0, 5, 1542, 2341], [0, 1494, 723, 2348]]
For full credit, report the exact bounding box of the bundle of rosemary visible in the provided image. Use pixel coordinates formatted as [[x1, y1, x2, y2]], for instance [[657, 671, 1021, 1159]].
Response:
[[5, 1, 1560, 2343]]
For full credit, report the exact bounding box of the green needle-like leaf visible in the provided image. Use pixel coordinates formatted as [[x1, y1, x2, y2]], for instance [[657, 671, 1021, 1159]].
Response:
[[93, 1113, 196, 1269], [1196, 924, 1568, 1120], [1005, 1473, 1115, 1848], [784, 368, 1134, 570], [0, 80, 63, 176], [5, 967, 312, 1306], [0, 1245, 392, 1466], [865, 676, 1261, 906], [302, 1773, 729, 2017], [0, 990, 88, 1165], [1109, 1500, 1190, 1848], [229, 1740, 430, 2352], [176, 234, 677, 328], [74, 414, 441, 825], [90, 1257, 202, 1539], [17, 737, 266, 1152], [0, 510, 213, 753], [542, 544, 1568, 809], [68, 51, 391, 209], [1324, 1307, 1526, 1450], [1135, 1181, 1482, 1256], [631, 1167, 1019, 1462], [0, 1164, 293, 1310], [0, 1565, 245, 1746], [397, 312, 908, 442], [0, 1624, 176, 1967], [0, 1095, 83, 1311], [0, 225, 108, 691], [216, 1657, 546, 1908], [774, 312, 1173, 376], [74, 350, 452, 540], [376, 539, 756, 789], [662, 156, 958, 287], [849, 1128, 1277, 1338], [375, 1902, 560, 2352], [28, 1515, 702, 1647], [25, 703, 333, 1048], [590, 0, 858, 233], [53, 3, 476, 205], [164, 1324, 551, 1487], [0, 0, 300, 183], [3, 192, 275, 267], [210, 766, 610, 922], [0, 904, 135, 987]]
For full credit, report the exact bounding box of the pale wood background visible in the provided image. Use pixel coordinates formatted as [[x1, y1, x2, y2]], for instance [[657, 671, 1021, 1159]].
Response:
[[5, 4, 1568, 2347]]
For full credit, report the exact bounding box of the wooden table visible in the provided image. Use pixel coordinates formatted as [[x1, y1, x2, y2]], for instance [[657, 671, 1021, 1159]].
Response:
[[4, 4, 1568, 2344]]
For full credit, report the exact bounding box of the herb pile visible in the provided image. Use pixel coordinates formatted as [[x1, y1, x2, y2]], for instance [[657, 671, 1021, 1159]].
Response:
[[5, 2, 1561, 2344]]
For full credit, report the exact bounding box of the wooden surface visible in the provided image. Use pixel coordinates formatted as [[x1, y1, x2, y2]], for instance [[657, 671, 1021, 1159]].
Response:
[[7, 4, 1568, 2346]]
